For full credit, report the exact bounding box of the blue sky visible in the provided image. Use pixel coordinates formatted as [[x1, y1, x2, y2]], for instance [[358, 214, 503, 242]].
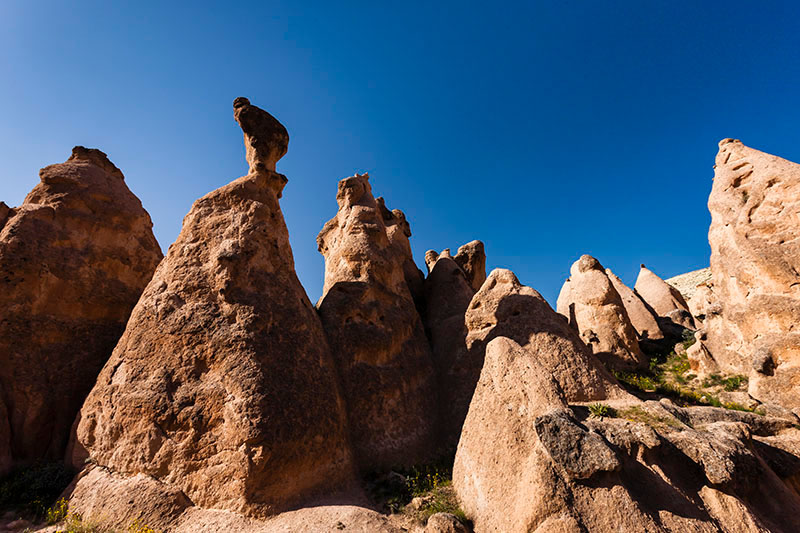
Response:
[[2, 1, 799, 304]]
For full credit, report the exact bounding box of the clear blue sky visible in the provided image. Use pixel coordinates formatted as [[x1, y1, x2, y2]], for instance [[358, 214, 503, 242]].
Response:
[[2, 1, 799, 304]]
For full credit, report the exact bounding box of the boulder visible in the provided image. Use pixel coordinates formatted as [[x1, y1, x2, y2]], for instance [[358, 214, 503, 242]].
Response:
[[423, 242, 486, 448], [317, 173, 437, 470], [704, 139, 800, 409], [556, 256, 646, 370], [465, 268, 624, 403], [0, 146, 162, 464], [453, 240, 486, 292], [606, 268, 664, 341], [71, 98, 355, 518], [454, 335, 800, 532], [635, 265, 695, 330], [424, 513, 470, 533]]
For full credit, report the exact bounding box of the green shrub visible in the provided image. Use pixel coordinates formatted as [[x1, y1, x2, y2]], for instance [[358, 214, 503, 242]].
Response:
[[588, 403, 614, 418]]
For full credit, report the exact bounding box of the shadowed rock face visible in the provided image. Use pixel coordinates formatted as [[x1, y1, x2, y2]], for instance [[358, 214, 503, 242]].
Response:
[[0, 147, 162, 466], [233, 96, 289, 175], [72, 99, 355, 518], [704, 139, 800, 409], [556, 255, 646, 370], [423, 242, 486, 447], [317, 173, 437, 470], [606, 268, 665, 341]]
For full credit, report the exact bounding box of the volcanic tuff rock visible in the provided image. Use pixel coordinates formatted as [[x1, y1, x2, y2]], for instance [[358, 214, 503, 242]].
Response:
[[0, 147, 162, 465], [606, 268, 665, 341], [0, 387, 9, 476], [454, 331, 800, 532], [317, 173, 437, 469], [423, 242, 486, 447], [71, 99, 355, 519], [635, 265, 696, 329], [703, 139, 800, 409], [377, 196, 426, 309], [465, 268, 624, 402], [665, 267, 712, 302], [556, 255, 646, 370]]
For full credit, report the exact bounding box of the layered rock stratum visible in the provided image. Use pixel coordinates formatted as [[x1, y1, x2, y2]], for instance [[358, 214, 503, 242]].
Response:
[[70, 98, 356, 520], [0, 147, 162, 466]]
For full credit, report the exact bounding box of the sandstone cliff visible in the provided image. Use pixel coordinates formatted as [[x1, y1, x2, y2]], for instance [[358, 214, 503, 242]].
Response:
[[0, 147, 162, 466]]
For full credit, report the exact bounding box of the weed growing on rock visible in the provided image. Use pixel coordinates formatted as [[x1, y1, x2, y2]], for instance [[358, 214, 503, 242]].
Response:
[[588, 403, 614, 418], [0, 462, 74, 518]]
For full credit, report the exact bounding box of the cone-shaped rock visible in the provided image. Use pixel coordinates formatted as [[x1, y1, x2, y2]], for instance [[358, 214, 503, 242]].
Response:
[[317, 173, 437, 469], [706, 139, 800, 408], [467, 268, 624, 401], [556, 256, 646, 370], [72, 98, 355, 518], [635, 265, 695, 327], [423, 241, 486, 447], [0, 147, 162, 465], [606, 268, 664, 341], [377, 197, 425, 309]]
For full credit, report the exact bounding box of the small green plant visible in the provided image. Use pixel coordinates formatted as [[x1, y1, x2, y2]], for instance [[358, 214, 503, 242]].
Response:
[[588, 403, 614, 418], [128, 519, 159, 533], [47, 498, 69, 524]]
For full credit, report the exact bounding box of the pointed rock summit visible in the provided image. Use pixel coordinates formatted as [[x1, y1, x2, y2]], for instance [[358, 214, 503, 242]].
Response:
[[71, 98, 355, 523], [635, 264, 695, 330], [606, 268, 664, 341], [0, 147, 162, 467], [317, 173, 437, 469], [557, 255, 646, 370], [423, 241, 487, 446]]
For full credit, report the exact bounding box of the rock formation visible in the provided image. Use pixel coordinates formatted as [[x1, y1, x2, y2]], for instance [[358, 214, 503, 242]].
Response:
[[317, 173, 437, 470], [423, 242, 486, 447], [703, 139, 800, 409], [454, 331, 800, 532], [466, 268, 624, 402], [377, 197, 426, 309], [0, 147, 162, 465], [606, 268, 665, 341], [665, 267, 712, 301], [71, 98, 355, 518], [0, 388, 10, 476], [556, 255, 646, 370], [635, 264, 696, 331]]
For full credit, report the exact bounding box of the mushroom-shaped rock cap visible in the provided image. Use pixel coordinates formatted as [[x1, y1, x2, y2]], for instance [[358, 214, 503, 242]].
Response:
[[572, 254, 603, 275], [233, 97, 289, 174]]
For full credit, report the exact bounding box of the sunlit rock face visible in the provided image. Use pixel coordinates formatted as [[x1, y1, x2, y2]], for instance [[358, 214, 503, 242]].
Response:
[[703, 139, 800, 409], [0, 146, 162, 466], [71, 98, 356, 518], [557, 255, 647, 370]]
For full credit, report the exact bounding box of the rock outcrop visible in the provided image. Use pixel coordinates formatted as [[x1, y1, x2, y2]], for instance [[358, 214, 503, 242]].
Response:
[[466, 268, 624, 402], [71, 99, 355, 518], [0, 388, 10, 476], [454, 330, 800, 532], [665, 267, 712, 302], [556, 255, 646, 370], [606, 268, 665, 341], [703, 139, 800, 409], [317, 173, 437, 470], [0, 147, 162, 465], [423, 242, 486, 447], [635, 264, 696, 331]]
